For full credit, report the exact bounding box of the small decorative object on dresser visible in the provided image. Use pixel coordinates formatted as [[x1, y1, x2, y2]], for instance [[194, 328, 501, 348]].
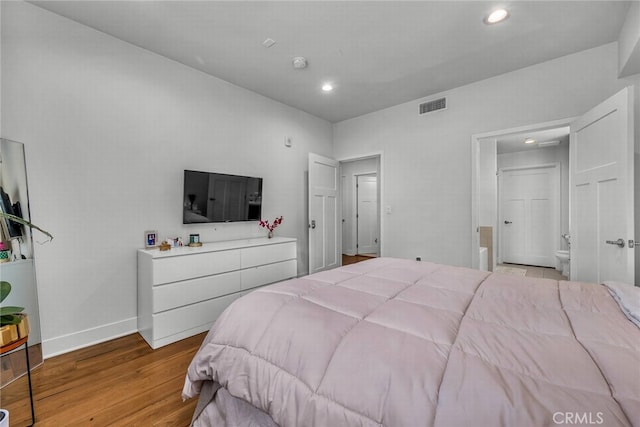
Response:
[[188, 234, 202, 247], [144, 230, 158, 248], [259, 216, 283, 238]]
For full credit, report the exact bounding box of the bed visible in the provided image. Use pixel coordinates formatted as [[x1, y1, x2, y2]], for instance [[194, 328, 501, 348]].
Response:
[[182, 257, 640, 426]]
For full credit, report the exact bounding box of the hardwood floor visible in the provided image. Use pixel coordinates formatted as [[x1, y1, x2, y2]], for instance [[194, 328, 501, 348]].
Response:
[[0, 332, 206, 426], [342, 254, 376, 265]]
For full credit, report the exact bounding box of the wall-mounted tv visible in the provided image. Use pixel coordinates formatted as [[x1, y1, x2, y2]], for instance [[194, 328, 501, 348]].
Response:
[[183, 170, 262, 224]]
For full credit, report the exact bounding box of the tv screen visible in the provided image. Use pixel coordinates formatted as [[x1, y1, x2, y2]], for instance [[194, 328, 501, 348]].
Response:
[[183, 170, 262, 224]]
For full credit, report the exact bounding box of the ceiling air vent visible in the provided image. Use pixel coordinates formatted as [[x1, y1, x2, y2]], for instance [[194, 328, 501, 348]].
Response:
[[419, 97, 446, 115]]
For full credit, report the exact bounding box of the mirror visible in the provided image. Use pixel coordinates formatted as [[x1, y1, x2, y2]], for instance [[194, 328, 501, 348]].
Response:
[[0, 138, 43, 386]]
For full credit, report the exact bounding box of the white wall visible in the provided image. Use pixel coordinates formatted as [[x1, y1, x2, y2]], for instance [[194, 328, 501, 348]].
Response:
[[478, 139, 497, 228], [1, 2, 333, 357], [618, 1, 640, 77], [334, 42, 636, 269]]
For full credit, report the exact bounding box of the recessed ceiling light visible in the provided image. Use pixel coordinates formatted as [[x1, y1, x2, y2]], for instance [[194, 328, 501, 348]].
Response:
[[484, 8, 509, 25], [524, 137, 536, 144], [322, 83, 333, 92]]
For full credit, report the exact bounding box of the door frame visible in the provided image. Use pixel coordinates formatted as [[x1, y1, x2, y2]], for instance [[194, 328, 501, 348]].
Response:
[[497, 162, 561, 266], [338, 151, 384, 259], [471, 118, 574, 269]]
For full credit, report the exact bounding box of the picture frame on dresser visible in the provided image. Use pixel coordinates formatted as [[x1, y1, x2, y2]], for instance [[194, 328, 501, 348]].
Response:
[[144, 230, 158, 248]]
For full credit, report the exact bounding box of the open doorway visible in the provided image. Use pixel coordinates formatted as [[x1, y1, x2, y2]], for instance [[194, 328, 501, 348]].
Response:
[[340, 156, 381, 265], [474, 121, 571, 276], [472, 89, 635, 285]]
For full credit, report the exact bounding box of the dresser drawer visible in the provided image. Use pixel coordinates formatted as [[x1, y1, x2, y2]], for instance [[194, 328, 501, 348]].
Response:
[[241, 259, 297, 291], [153, 292, 241, 341], [152, 249, 240, 285], [153, 270, 241, 313], [241, 242, 296, 268]]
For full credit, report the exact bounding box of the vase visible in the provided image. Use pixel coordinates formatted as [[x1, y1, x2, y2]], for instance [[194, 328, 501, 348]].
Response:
[[268, 231, 273, 239]]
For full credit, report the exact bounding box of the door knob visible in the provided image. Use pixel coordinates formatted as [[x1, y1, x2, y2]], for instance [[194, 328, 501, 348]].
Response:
[[309, 220, 316, 229], [504, 221, 512, 224], [605, 238, 625, 248]]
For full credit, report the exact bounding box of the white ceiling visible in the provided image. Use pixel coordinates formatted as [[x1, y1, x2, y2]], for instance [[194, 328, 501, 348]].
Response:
[[30, 1, 632, 123]]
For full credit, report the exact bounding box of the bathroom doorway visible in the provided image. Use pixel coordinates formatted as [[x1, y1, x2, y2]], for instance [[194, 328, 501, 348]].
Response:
[[472, 89, 635, 284], [475, 123, 570, 272]]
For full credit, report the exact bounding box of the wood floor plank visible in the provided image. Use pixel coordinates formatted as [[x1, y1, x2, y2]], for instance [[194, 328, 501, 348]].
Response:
[[0, 332, 206, 427]]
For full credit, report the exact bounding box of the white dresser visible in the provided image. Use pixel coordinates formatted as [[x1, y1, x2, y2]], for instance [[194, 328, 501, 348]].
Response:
[[137, 237, 297, 349]]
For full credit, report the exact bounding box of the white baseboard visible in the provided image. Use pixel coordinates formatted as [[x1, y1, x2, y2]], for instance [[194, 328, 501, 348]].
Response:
[[42, 317, 138, 359]]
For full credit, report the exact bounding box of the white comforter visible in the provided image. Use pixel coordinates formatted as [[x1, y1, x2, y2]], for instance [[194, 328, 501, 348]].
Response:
[[183, 258, 640, 426]]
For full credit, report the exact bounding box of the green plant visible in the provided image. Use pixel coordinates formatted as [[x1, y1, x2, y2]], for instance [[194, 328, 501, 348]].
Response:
[[1, 212, 53, 241], [0, 281, 24, 326]]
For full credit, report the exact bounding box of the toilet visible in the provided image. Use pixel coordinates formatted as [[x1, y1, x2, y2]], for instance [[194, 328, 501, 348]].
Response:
[[555, 250, 570, 278]]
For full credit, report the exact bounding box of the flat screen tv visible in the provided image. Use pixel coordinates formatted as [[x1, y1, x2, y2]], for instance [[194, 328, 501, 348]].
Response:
[[183, 170, 262, 224]]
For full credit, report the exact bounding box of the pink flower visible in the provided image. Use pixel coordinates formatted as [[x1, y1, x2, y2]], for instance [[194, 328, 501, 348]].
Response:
[[259, 216, 283, 232]]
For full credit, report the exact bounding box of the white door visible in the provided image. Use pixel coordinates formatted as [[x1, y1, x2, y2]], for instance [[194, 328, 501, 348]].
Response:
[[357, 174, 378, 255], [309, 153, 340, 274], [570, 87, 634, 284], [500, 165, 559, 267]]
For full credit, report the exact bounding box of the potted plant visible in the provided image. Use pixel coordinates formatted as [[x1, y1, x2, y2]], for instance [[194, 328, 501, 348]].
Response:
[[0, 281, 26, 345]]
